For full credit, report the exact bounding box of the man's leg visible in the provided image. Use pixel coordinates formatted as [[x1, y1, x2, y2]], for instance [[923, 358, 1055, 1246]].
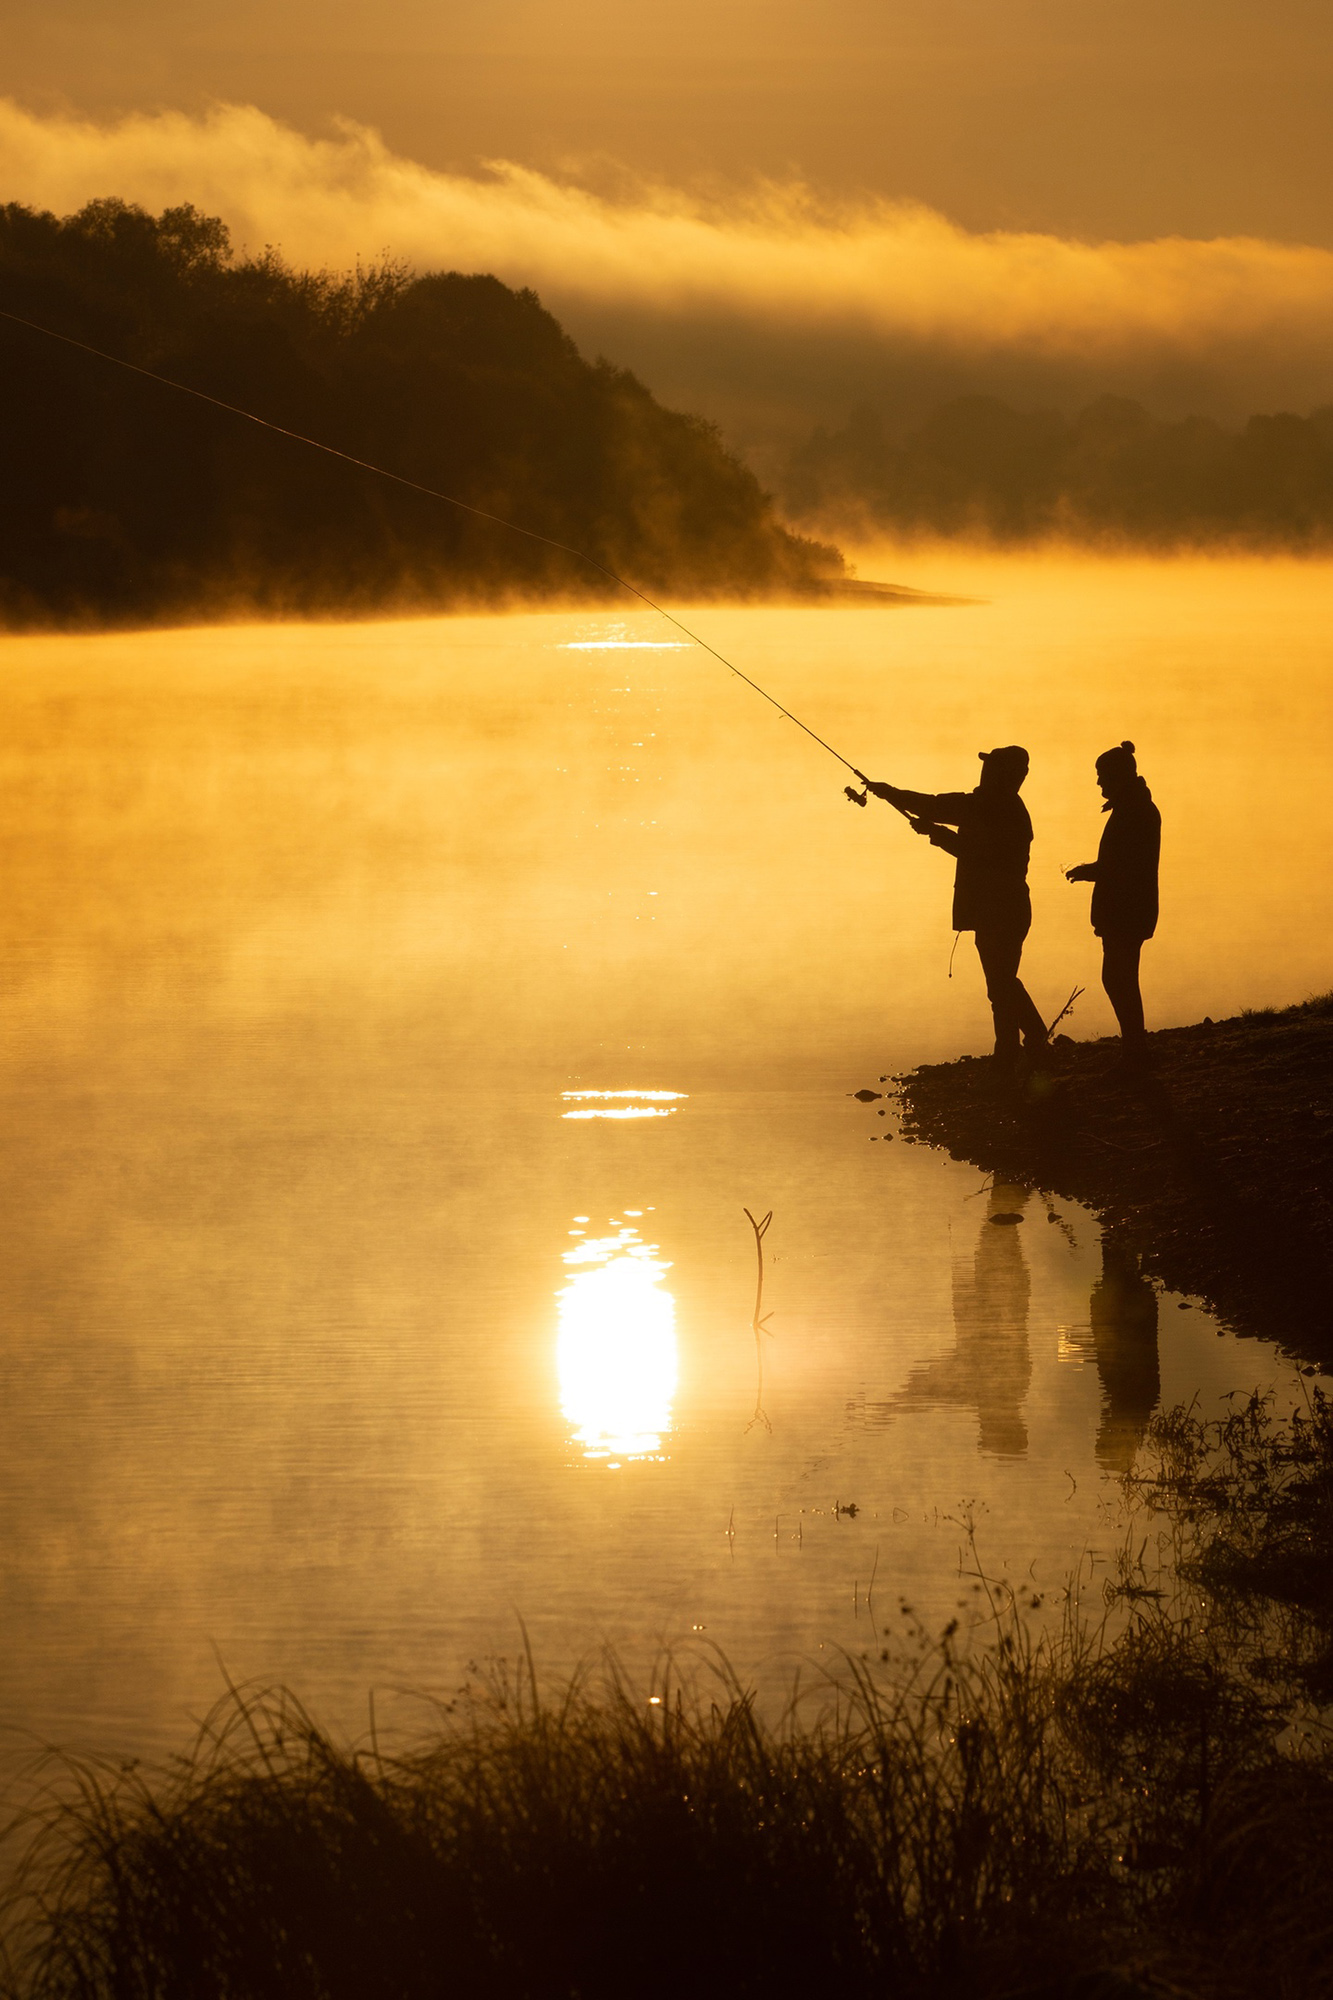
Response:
[[1014, 978, 1048, 1048], [1101, 933, 1146, 1045], [975, 926, 1024, 1056], [977, 923, 1046, 1056]]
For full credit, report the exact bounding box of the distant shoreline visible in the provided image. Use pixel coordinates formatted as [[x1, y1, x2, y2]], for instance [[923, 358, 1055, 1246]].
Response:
[[895, 994, 1333, 1363], [0, 574, 974, 638], [811, 576, 977, 606]]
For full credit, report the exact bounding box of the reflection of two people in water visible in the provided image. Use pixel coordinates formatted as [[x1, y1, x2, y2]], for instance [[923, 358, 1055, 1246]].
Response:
[[867, 738, 1161, 1061], [854, 1182, 1161, 1468]]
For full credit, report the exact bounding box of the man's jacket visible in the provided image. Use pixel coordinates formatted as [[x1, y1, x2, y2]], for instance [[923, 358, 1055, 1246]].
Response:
[[890, 786, 1033, 933]]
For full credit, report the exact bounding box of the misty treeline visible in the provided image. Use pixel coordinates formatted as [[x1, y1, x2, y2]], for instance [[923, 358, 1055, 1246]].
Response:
[[782, 393, 1333, 546], [0, 199, 840, 627]]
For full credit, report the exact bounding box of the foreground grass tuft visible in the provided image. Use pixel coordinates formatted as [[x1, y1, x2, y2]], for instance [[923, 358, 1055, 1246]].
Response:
[[7, 1398, 1333, 1999]]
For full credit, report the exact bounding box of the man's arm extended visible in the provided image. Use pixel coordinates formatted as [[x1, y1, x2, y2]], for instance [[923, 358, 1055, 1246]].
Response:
[[864, 783, 968, 825]]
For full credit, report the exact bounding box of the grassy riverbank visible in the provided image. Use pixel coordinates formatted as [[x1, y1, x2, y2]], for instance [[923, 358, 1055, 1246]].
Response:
[[896, 994, 1333, 1360], [5, 1395, 1333, 2000]]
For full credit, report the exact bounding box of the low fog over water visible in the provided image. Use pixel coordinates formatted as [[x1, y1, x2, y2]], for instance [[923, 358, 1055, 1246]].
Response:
[[0, 554, 1323, 1750]]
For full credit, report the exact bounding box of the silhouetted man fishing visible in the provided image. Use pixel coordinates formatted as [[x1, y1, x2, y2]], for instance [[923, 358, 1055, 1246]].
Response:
[[864, 746, 1047, 1061], [1066, 740, 1160, 1059]]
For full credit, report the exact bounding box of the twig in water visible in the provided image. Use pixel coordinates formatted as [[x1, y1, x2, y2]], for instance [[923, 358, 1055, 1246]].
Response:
[[743, 1208, 774, 1335], [743, 1207, 775, 1433]]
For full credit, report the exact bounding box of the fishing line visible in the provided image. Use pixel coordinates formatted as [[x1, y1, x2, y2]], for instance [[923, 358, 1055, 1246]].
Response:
[[0, 302, 878, 785]]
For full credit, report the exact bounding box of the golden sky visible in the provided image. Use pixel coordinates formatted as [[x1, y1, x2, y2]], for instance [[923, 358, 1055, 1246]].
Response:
[[4, 1, 1333, 441], [5, 0, 1333, 243]]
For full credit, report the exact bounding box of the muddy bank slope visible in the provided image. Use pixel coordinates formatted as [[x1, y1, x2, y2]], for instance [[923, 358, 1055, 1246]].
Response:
[[896, 995, 1333, 1359]]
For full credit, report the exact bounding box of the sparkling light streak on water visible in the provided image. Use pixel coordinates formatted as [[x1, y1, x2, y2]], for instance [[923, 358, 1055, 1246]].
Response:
[[561, 1107, 676, 1120], [561, 1089, 686, 1121], [560, 1091, 688, 1101]]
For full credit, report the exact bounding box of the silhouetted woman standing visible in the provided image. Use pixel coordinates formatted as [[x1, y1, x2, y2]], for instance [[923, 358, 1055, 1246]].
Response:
[[1066, 741, 1160, 1055]]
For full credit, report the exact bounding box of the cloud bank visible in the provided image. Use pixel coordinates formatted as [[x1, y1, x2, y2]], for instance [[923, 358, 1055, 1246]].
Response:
[[4, 99, 1333, 437]]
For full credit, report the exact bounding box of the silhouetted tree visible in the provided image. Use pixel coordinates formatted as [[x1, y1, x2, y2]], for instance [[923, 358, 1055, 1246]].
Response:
[[0, 199, 842, 627]]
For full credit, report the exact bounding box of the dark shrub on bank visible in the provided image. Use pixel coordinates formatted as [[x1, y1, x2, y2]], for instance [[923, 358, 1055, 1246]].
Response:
[[0, 199, 841, 627]]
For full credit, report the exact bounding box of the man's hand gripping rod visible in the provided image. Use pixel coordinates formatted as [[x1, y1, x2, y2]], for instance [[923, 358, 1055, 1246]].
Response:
[[845, 773, 913, 821]]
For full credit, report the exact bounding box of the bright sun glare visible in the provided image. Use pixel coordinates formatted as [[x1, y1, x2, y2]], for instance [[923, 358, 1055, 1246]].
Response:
[[560, 1090, 687, 1122], [557, 1226, 677, 1463]]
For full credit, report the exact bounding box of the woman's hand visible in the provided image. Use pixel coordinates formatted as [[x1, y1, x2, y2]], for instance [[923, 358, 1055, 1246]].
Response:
[[1065, 862, 1096, 883], [864, 780, 899, 803]]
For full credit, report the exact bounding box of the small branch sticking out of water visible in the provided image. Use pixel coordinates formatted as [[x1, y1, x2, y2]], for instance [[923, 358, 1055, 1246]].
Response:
[[743, 1207, 774, 1434], [743, 1207, 773, 1334]]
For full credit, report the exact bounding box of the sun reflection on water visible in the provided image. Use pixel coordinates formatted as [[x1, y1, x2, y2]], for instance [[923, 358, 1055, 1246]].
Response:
[[560, 1089, 687, 1123], [557, 1223, 677, 1463], [562, 1107, 673, 1120]]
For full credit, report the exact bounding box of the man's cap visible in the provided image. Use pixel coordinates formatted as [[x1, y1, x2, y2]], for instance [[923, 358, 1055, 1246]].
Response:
[[978, 744, 1030, 772]]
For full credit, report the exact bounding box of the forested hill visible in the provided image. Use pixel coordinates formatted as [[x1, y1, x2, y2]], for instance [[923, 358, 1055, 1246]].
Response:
[[0, 199, 843, 628], [782, 394, 1333, 547]]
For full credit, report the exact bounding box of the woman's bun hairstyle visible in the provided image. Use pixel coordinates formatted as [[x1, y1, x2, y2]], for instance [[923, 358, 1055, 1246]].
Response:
[[1088, 740, 1128, 792]]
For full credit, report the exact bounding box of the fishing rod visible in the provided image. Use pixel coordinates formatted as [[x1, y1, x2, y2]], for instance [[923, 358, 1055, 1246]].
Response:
[[0, 302, 906, 815]]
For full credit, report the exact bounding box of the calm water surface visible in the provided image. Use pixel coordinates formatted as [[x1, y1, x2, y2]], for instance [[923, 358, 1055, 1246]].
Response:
[[0, 554, 1328, 1752]]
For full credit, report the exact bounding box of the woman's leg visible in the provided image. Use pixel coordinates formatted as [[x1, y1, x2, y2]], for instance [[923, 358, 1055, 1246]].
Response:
[[1101, 933, 1145, 1045]]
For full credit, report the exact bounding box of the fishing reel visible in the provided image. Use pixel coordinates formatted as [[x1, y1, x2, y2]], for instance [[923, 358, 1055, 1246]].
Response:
[[844, 782, 869, 808]]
